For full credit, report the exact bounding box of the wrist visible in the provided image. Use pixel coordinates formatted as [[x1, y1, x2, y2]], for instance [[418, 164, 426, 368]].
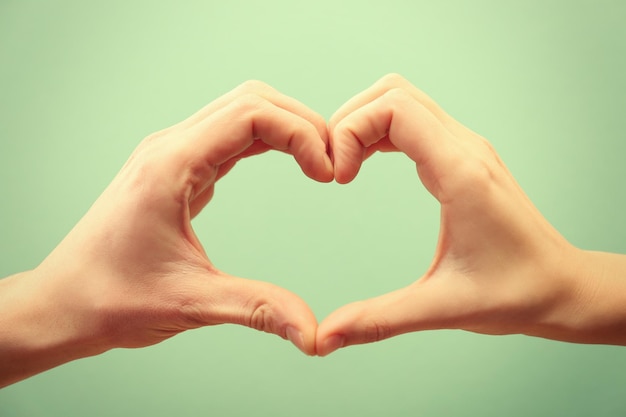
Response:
[[527, 247, 626, 345]]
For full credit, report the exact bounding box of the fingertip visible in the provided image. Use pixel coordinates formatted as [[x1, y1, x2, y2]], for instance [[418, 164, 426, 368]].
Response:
[[316, 306, 353, 355], [282, 314, 318, 356], [330, 125, 365, 184], [289, 121, 334, 183], [323, 156, 335, 183], [335, 169, 358, 185], [299, 151, 334, 183], [333, 152, 361, 184], [286, 325, 310, 355], [317, 334, 345, 357]]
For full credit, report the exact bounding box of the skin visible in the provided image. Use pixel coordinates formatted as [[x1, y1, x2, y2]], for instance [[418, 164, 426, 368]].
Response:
[[0, 81, 333, 388], [2, 74, 626, 387], [316, 74, 626, 355]]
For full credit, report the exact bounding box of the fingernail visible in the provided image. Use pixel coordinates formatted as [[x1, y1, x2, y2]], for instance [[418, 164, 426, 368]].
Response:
[[286, 326, 306, 354], [321, 335, 345, 356]]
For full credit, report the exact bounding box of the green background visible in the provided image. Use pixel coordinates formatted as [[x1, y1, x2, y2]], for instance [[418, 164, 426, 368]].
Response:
[[2, 0, 626, 415]]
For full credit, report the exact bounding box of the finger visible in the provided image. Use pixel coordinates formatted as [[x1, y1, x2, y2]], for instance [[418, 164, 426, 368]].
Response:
[[214, 139, 321, 184], [188, 140, 281, 217], [186, 271, 319, 355], [316, 277, 475, 356], [172, 80, 330, 148], [329, 73, 453, 132], [185, 93, 334, 183], [332, 88, 456, 186], [215, 140, 275, 181]]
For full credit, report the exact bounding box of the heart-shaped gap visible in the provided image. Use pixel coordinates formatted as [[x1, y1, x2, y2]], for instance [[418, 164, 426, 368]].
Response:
[[196, 151, 440, 320]]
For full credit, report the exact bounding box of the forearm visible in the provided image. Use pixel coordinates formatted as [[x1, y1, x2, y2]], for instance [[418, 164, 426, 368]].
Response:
[[0, 269, 105, 388], [530, 248, 626, 346]]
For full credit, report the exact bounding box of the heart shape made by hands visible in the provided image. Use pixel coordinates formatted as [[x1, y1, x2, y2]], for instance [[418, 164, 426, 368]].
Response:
[[0, 75, 607, 390], [191, 75, 566, 356], [37, 74, 572, 363]]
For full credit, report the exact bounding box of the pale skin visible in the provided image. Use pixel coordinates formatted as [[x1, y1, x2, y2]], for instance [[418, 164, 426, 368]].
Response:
[[0, 81, 333, 388], [1, 75, 625, 388], [316, 74, 626, 355]]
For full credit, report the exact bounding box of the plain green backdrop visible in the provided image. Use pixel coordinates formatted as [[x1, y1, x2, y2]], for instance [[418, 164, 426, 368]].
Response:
[[1, 0, 626, 416]]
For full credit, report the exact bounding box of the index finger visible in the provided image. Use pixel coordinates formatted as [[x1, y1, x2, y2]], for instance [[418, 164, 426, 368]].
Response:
[[329, 73, 453, 132], [172, 80, 330, 148], [332, 88, 456, 187], [184, 93, 334, 183]]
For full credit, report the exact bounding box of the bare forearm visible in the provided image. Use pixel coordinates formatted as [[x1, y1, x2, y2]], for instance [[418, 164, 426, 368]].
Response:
[[0, 270, 104, 388], [570, 250, 626, 344], [529, 248, 626, 346]]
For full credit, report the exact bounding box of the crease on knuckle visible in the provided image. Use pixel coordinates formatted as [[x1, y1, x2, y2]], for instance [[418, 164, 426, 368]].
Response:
[[342, 122, 364, 146], [225, 94, 269, 139], [364, 318, 392, 343], [248, 301, 277, 334]]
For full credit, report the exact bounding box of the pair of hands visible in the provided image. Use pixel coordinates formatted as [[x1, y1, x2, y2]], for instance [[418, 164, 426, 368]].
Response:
[[4, 75, 608, 386]]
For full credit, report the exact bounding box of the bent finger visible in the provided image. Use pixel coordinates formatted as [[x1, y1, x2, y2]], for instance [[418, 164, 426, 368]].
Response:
[[332, 88, 455, 185], [185, 93, 334, 183], [172, 80, 329, 147], [330, 74, 453, 132]]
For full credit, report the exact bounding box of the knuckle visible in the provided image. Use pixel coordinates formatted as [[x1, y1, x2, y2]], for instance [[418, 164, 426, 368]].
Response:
[[248, 301, 277, 334], [458, 157, 496, 190], [464, 138, 502, 185], [141, 130, 164, 146], [229, 93, 267, 115], [479, 136, 499, 157], [436, 147, 499, 203], [236, 79, 272, 95], [120, 139, 165, 185], [363, 318, 392, 343], [132, 130, 168, 158], [377, 73, 409, 89], [382, 87, 412, 103]]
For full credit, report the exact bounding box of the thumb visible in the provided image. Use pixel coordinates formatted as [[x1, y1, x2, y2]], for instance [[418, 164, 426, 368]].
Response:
[[189, 271, 318, 355], [316, 277, 473, 356]]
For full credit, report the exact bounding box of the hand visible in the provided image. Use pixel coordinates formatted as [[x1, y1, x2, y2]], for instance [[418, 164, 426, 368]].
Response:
[[316, 74, 618, 355], [0, 81, 333, 387]]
